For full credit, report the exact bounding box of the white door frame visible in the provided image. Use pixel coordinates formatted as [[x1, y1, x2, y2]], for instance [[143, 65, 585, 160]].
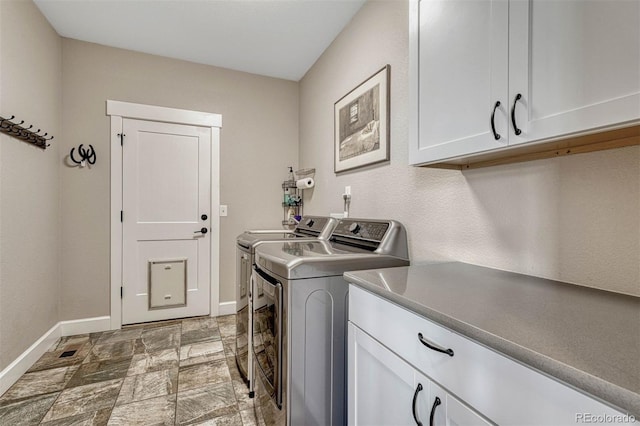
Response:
[[107, 100, 222, 330]]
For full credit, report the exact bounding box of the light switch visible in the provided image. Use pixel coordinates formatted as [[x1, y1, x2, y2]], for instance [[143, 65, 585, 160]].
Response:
[[219, 205, 228, 216]]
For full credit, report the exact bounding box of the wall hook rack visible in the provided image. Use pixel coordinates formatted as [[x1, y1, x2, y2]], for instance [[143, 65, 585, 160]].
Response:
[[70, 144, 96, 167], [0, 115, 53, 149]]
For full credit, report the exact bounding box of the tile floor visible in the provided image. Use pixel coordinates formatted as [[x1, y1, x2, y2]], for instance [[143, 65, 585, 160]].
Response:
[[0, 315, 265, 425]]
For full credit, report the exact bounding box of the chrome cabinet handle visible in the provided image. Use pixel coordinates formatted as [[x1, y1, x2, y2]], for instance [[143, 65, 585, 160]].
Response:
[[418, 333, 454, 357], [412, 383, 424, 426], [511, 93, 522, 135], [491, 101, 501, 140], [429, 396, 441, 426]]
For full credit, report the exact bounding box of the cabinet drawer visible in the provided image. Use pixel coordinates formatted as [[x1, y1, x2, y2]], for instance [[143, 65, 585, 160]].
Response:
[[349, 285, 631, 425]]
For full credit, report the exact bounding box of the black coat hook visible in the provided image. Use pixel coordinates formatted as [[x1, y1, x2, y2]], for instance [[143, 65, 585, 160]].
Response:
[[0, 116, 14, 130], [0, 115, 52, 150], [70, 144, 96, 167]]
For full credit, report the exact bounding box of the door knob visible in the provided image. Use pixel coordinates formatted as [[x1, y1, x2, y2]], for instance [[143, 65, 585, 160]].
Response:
[[194, 227, 208, 234], [201, 214, 208, 220]]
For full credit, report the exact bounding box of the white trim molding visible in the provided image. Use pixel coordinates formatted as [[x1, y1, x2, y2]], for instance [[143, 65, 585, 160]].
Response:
[[0, 323, 61, 396], [60, 316, 111, 336], [107, 100, 222, 329], [209, 126, 221, 317], [107, 100, 222, 128], [217, 301, 237, 317], [109, 114, 123, 330], [0, 316, 112, 396]]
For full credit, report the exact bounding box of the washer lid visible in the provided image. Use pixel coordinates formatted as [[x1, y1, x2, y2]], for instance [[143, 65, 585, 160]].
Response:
[[237, 232, 300, 250], [236, 215, 337, 249], [255, 240, 409, 280], [254, 219, 409, 279]]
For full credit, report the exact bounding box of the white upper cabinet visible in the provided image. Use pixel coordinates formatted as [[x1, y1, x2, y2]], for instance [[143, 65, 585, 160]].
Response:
[[509, 0, 640, 145], [410, 0, 509, 164], [409, 0, 640, 166]]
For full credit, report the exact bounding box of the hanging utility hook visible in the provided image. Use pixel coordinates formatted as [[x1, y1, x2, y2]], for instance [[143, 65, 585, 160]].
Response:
[[70, 144, 96, 167], [0, 115, 53, 150]]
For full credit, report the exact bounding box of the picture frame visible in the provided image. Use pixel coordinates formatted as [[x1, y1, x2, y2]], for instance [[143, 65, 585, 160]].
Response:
[[334, 65, 390, 173]]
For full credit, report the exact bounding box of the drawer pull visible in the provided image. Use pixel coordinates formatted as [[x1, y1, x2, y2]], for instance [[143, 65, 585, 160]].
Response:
[[490, 101, 501, 140], [412, 383, 424, 426], [418, 333, 454, 357], [511, 93, 523, 135], [429, 396, 441, 426]]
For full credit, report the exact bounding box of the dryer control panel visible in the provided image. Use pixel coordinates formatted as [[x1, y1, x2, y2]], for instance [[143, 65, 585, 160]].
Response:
[[293, 216, 336, 238]]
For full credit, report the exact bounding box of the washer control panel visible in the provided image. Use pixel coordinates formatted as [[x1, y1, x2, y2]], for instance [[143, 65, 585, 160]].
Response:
[[331, 219, 390, 243]]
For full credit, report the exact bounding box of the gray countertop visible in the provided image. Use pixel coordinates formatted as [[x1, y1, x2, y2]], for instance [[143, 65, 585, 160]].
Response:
[[344, 262, 640, 417]]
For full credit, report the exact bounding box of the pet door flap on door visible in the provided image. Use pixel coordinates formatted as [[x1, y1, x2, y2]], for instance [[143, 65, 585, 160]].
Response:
[[148, 259, 187, 309]]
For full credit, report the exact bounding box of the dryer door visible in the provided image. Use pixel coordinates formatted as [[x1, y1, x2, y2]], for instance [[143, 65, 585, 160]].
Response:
[[252, 266, 283, 408]]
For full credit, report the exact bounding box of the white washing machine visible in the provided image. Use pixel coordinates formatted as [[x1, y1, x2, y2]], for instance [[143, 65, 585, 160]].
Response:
[[235, 216, 337, 396], [252, 219, 410, 425]]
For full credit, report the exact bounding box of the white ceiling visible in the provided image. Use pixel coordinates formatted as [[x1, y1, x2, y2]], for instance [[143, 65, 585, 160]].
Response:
[[34, 0, 366, 81]]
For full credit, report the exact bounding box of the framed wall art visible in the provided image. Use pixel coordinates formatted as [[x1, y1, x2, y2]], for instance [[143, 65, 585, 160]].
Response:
[[334, 65, 390, 173]]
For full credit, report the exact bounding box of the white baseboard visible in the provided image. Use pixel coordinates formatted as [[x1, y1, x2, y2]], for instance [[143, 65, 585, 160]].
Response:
[[60, 316, 112, 336], [0, 316, 113, 397], [0, 322, 61, 396], [217, 301, 236, 316]]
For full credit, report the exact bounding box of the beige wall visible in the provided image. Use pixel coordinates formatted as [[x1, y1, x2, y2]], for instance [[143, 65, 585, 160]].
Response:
[[60, 39, 298, 319], [1, 0, 637, 374], [0, 0, 62, 370], [299, 0, 640, 296]]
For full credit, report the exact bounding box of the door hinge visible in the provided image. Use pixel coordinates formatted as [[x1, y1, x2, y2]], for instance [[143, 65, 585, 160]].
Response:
[[120, 286, 123, 298], [118, 133, 125, 146], [120, 211, 123, 222]]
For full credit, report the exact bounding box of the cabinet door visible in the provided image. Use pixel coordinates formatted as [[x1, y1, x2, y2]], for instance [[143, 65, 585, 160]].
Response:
[[412, 372, 434, 426], [410, 0, 509, 165], [509, 0, 640, 145], [429, 382, 493, 426], [348, 323, 419, 425]]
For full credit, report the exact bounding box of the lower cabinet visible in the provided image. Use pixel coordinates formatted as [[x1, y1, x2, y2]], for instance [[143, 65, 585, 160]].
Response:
[[348, 322, 416, 425], [348, 285, 636, 426], [348, 322, 490, 426]]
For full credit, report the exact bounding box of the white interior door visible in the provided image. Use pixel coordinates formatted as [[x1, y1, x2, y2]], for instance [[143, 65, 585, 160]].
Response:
[[122, 118, 211, 324]]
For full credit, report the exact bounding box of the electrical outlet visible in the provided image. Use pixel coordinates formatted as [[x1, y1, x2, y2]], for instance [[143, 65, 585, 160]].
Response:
[[345, 185, 351, 196], [219, 205, 228, 216]]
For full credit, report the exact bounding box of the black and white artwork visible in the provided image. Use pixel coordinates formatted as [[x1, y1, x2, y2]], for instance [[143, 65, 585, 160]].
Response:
[[334, 65, 390, 173]]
